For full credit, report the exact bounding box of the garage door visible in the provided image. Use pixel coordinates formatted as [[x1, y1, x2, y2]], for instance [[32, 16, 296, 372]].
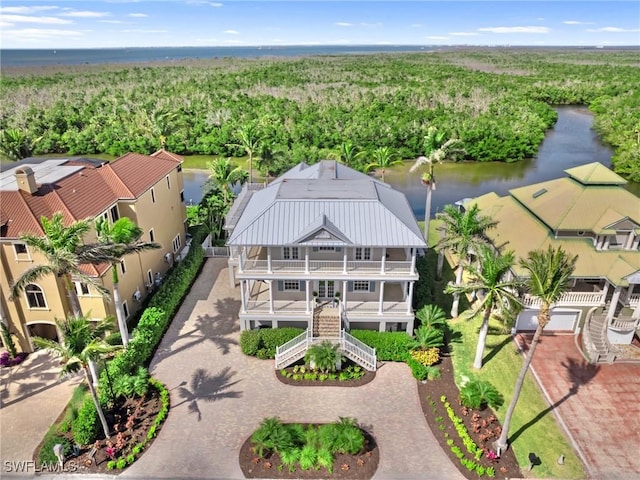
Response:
[[27, 322, 59, 345], [517, 309, 579, 332]]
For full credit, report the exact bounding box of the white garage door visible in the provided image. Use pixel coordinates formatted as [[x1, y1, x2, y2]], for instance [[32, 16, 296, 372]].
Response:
[[517, 309, 579, 332]]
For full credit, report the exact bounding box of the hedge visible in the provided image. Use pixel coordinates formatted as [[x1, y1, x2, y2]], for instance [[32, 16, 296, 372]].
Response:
[[349, 330, 415, 361], [99, 226, 207, 405], [240, 328, 305, 359], [72, 398, 100, 445]]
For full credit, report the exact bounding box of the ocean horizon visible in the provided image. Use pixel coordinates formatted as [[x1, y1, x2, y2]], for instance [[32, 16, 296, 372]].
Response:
[[2, 44, 635, 68]]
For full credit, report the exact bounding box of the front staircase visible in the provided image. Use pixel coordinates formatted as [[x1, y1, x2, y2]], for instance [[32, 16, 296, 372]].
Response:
[[275, 303, 377, 371], [583, 312, 616, 363]]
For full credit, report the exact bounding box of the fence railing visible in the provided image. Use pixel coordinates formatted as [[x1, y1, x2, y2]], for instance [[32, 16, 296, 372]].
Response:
[[523, 291, 605, 307]]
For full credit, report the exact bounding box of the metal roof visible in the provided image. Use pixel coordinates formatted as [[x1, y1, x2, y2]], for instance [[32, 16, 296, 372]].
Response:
[[0, 159, 84, 191], [227, 160, 426, 247]]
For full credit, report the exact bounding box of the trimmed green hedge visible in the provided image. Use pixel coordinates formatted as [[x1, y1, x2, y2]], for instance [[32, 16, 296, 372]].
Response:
[[349, 330, 415, 361], [72, 398, 100, 445], [240, 328, 305, 359], [99, 226, 207, 405]]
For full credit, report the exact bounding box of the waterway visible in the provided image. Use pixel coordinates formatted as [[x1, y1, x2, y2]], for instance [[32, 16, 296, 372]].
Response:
[[183, 105, 636, 218]]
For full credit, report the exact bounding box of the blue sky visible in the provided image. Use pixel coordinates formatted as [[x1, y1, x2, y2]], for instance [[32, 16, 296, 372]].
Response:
[[1, 1, 639, 49]]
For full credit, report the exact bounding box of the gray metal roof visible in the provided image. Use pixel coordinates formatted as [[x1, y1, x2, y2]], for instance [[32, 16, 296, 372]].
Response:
[[227, 160, 426, 247], [0, 159, 84, 191]]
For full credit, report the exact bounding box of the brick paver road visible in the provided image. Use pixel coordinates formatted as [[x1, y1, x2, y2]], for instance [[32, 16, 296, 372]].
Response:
[[124, 258, 462, 480]]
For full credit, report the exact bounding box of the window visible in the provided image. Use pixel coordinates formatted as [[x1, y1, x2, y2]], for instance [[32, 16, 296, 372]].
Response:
[[75, 282, 90, 296], [172, 234, 181, 253], [149, 229, 155, 243], [283, 281, 301, 291], [122, 301, 129, 319], [177, 164, 182, 172], [120, 260, 126, 275], [25, 284, 46, 308], [283, 247, 299, 260], [166, 176, 171, 189], [147, 270, 153, 287], [13, 243, 28, 258], [98, 211, 108, 223], [355, 247, 371, 260], [151, 188, 156, 203], [353, 281, 370, 292], [180, 190, 185, 202], [110, 205, 119, 222], [318, 246, 335, 251]]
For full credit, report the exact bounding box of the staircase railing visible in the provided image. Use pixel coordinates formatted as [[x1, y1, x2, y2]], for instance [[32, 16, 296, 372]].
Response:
[[341, 330, 376, 371]]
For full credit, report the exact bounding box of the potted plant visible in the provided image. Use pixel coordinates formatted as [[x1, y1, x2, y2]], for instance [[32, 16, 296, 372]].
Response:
[[334, 291, 341, 307]]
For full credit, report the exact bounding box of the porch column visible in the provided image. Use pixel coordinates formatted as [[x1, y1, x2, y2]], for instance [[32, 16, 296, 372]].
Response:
[[595, 235, 603, 250], [624, 285, 634, 305], [603, 236, 610, 250], [240, 280, 247, 313], [305, 247, 310, 274], [228, 263, 236, 288], [343, 248, 348, 274], [267, 247, 272, 274], [380, 247, 386, 274], [342, 281, 348, 310], [633, 296, 640, 319], [606, 286, 622, 321], [378, 281, 385, 315], [406, 281, 414, 315], [238, 246, 244, 273], [305, 280, 311, 314], [632, 236, 640, 250], [410, 248, 416, 275], [625, 232, 635, 250], [268, 280, 274, 314]]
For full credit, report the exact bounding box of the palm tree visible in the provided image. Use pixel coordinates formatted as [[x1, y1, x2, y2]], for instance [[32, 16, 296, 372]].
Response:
[[446, 245, 523, 369], [415, 304, 447, 330], [436, 204, 497, 318], [206, 157, 249, 205], [410, 127, 465, 241], [10, 213, 121, 318], [229, 123, 262, 183], [331, 142, 365, 170], [364, 146, 402, 182], [0, 128, 41, 161], [494, 246, 576, 453], [95, 217, 160, 346], [33, 315, 121, 440]]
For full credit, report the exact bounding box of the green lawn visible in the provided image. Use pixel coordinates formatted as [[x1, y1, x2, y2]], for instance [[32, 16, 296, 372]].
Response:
[[450, 317, 585, 479]]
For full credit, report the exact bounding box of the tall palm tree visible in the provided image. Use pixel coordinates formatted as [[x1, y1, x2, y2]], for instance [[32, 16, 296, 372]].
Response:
[[229, 123, 262, 183], [331, 142, 365, 170], [410, 127, 465, 240], [206, 157, 249, 205], [494, 246, 577, 452], [95, 217, 160, 346], [365, 146, 402, 182], [33, 315, 121, 440], [436, 204, 497, 318], [446, 246, 523, 369], [10, 213, 122, 318]]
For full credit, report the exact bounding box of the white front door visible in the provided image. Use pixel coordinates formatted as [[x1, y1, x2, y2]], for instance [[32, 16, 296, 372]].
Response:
[[317, 280, 336, 299]]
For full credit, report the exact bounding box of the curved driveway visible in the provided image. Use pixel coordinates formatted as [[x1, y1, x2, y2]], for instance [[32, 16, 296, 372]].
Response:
[[124, 258, 462, 480]]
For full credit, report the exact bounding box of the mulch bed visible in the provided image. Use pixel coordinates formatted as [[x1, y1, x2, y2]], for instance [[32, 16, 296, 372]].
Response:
[[36, 388, 163, 474], [239, 426, 379, 479], [417, 349, 522, 479], [276, 361, 376, 388]]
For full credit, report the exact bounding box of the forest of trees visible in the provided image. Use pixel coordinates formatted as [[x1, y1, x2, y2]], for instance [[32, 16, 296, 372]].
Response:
[[1, 48, 639, 180]]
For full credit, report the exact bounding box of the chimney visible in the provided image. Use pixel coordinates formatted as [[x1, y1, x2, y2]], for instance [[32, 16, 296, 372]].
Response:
[[15, 167, 38, 195]]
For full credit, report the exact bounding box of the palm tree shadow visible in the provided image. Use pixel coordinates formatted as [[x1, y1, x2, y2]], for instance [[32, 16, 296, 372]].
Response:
[[174, 366, 243, 421], [508, 354, 600, 443], [482, 335, 512, 366]]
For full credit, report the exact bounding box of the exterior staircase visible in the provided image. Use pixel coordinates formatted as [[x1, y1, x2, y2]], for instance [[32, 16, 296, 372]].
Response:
[[583, 312, 616, 363], [275, 304, 377, 371]]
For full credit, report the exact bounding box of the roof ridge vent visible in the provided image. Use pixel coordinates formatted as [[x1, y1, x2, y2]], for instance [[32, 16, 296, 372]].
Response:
[[532, 188, 547, 199]]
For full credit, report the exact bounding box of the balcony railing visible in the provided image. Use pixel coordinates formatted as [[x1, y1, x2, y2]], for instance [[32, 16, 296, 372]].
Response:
[[239, 258, 414, 276], [243, 299, 410, 317], [523, 291, 605, 307], [629, 293, 640, 308]]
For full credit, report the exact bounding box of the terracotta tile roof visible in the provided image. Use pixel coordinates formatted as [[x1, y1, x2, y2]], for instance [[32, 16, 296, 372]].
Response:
[[0, 151, 182, 239], [78, 262, 110, 278]]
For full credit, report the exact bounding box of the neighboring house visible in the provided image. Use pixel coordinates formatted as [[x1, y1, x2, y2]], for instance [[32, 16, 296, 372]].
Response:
[[0, 150, 187, 352], [225, 160, 427, 369], [472, 162, 640, 362]]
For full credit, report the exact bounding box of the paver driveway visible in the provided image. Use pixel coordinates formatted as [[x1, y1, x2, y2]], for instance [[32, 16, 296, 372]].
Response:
[[124, 258, 462, 480], [518, 334, 640, 480]]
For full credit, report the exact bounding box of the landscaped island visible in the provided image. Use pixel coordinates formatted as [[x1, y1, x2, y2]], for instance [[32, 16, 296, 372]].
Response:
[[1, 48, 638, 180]]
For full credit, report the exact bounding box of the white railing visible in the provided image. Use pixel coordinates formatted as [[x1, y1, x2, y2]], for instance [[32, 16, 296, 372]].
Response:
[[204, 246, 230, 257], [346, 301, 409, 314], [238, 258, 414, 276], [274, 328, 377, 371], [629, 294, 640, 308], [246, 300, 309, 314], [523, 291, 605, 307]]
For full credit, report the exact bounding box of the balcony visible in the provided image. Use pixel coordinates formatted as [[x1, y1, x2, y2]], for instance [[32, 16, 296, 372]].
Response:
[[523, 291, 605, 308], [239, 259, 414, 277]]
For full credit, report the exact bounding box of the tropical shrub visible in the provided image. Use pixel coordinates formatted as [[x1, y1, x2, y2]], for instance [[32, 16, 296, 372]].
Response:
[[415, 304, 447, 330], [406, 357, 428, 380], [459, 380, 504, 410], [113, 367, 150, 400], [412, 326, 444, 350], [72, 398, 100, 445], [240, 328, 305, 359], [349, 330, 414, 361], [305, 341, 343, 373], [410, 347, 440, 366]]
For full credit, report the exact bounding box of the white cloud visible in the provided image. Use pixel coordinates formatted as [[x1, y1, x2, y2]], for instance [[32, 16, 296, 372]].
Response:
[[60, 11, 111, 18], [3, 27, 83, 40], [335, 22, 352, 27], [376, 41, 392, 45], [223, 29, 239, 34], [427, 36, 449, 40], [449, 32, 480, 36], [563, 20, 595, 25], [121, 29, 167, 33], [186, 1, 223, 6], [128, 13, 147, 17], [100, 20, 127, 24], [0, 6, 58, 14], [586, 27, 640, 33], [1, 14, 72, 25], [478, 26, 550, 34]]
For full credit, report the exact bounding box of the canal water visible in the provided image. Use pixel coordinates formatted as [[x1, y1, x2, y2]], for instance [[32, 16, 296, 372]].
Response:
[[182, 106, 633, 218]]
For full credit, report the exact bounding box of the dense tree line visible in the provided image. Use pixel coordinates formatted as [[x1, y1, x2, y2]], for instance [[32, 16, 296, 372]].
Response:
[[1, 49, 638, 179]]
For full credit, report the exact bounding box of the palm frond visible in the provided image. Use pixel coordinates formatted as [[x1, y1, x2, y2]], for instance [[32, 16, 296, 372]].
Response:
[[10, 264, 55, 299]]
